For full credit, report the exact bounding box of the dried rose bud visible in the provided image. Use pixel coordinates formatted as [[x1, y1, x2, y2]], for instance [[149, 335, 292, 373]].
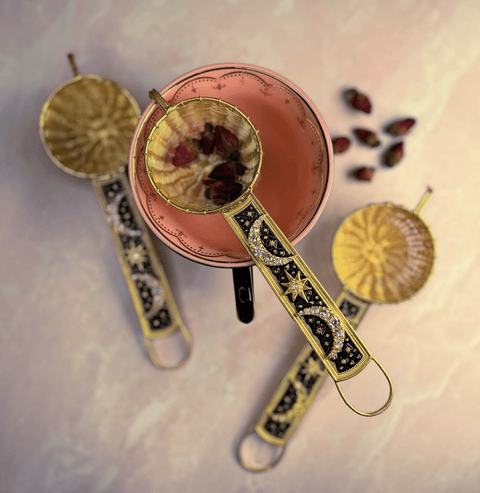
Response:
[[201, 123, 215, 154], [214, 125, 240, 155], [172, 143, 197, 167], [384, 118, 416, 136], [229, 149, 241, 161], [383, 142, 404, 167], [208, 162, 237, 181], [234, 161, 246, 176], [344, 88, 372, 114], [351, 166, 375, 181], [353, 128, 381, 147], [205, 181, 243, 205], [332, 137, 351, 154]]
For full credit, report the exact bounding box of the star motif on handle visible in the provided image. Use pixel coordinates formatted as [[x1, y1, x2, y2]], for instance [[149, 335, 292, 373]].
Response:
[[301, 356, 325, 379], [281, 271, 309, 301], [125, 241, 148, 270]]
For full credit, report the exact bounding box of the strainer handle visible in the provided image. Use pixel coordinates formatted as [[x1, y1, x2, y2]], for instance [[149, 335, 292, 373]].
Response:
[[92, 169, 191, 370], [223, 194, 392, 413], [236, 289, 371, 470]]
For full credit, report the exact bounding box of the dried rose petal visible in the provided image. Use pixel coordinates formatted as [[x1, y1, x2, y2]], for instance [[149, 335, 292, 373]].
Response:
[[383, 142, 404, 167], [384, 118, 416, 136], [205, 181, 243, 206], [332, 137, 351, 154], [172, 143, 197, 167], [351, 166, 375, 181], [344, 88, 372, 114], [353, 128, 381, 147], [214, 125, 240, 154]]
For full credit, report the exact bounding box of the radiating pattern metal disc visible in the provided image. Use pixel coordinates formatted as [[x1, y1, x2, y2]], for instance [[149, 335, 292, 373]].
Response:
[[40, 75, 139, 177], [332, 204, 435, 303]]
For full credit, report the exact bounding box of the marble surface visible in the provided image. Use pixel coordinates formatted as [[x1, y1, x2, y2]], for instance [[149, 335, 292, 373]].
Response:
[[2, 1, 480, 492]]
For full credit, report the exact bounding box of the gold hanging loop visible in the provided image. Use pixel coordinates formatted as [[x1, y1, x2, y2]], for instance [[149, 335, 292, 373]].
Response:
[[334, 357, 394, 417], [236, 429, 286, 473]]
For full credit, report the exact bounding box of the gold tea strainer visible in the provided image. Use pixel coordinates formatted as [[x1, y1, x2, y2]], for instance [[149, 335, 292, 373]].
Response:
[[144, 90, 393, 415], [39, 54, 191, 369], [236, 189, 435, 471]]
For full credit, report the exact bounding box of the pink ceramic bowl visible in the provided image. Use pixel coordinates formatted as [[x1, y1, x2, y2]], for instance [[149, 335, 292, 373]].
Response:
[[129, 63, 333, 268]]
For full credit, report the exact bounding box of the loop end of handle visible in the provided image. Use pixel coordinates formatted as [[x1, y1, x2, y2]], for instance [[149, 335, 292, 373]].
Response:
[[335, 357, 393, 417], [236, 430, 285, 473], [144, 325, 192, 370]]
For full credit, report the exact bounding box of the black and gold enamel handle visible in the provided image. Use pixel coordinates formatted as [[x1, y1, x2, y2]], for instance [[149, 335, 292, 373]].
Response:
[[93, 170, 191, 369], [236, 290, 369, 471], [223, 195, 392, 414], [254, 290, 370, 444]]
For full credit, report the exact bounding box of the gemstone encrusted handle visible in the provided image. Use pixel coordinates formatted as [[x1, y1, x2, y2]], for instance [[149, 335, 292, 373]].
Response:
[[223, 194, 372, 383], [93, 170, 190, 365], [254, 289, 370, 446], [256, 345, 329, 446]]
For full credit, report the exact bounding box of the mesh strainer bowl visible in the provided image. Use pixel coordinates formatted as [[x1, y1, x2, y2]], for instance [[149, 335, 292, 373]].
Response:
[[145, 96, 260, 213], [332, 201, 435, 304]]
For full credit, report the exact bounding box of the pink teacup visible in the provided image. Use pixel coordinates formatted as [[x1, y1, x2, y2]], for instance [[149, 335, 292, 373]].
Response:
[[128, 64, 333, 321]]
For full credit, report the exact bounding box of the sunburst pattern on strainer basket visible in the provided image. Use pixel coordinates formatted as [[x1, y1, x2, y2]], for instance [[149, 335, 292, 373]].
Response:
[[333, 204, 435, 303], [40, 75, 139, 177]]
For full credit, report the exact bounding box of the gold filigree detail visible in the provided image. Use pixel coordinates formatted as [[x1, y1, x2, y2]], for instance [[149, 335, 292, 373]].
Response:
[[270, 381, 308, 423]]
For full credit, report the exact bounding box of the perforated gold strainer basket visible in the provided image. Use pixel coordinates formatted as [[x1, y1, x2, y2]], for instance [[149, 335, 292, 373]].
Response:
[[145, 94, 260, 212], [333, 191, 435, 306]]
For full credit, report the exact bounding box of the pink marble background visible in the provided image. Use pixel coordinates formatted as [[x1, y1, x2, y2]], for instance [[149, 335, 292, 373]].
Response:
[[1, 0, 479, 492]]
